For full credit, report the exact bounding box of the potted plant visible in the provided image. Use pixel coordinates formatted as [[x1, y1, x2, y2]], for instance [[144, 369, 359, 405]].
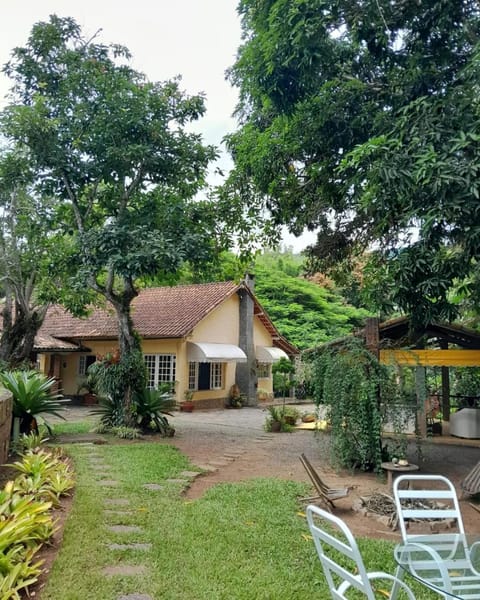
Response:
[[265, 405, 283, 432], [77, 374, 98, 405], [283, 406, 300, 426], [180, 390, 195, 412], [227, 384, 243, 408]]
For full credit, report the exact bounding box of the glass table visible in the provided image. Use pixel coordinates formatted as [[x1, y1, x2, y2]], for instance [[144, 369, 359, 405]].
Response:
[[394, 534, 480, 599]]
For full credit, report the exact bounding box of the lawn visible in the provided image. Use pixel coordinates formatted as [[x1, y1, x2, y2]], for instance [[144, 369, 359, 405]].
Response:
[[41, 441, 435, 599]]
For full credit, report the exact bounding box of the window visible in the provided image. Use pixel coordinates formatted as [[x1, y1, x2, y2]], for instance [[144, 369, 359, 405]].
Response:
[[256, 361, 270, 378], [79, 355, 96, 376], [210, 363, 223, 389], [188, 362, 223, 391], [144, 354, 176, 390], [188, 362, 197, 390]]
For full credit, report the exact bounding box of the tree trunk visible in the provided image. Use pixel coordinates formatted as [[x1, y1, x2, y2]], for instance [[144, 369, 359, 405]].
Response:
[[108, 284, 141, 427], [0, 289, 46, 367]]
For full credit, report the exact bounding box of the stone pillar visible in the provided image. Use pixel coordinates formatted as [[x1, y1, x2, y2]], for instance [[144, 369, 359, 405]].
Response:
[[236, 275, 257, 406]]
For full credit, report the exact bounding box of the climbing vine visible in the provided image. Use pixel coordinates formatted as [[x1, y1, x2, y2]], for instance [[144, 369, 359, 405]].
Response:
[[312, 338, 413, 472]]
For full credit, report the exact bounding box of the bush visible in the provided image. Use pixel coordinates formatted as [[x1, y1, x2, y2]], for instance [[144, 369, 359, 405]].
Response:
[[0, 444, 75, 597], [0, 370, 69, 435]]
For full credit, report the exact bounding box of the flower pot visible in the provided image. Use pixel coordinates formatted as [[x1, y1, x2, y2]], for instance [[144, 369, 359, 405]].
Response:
[[180, 401, 194, 413], [270, 420, 282, 432], [83, 393, 98, 405]]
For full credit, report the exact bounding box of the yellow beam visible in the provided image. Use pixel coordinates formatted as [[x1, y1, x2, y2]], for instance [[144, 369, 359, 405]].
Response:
[[380, 349, 480, 367]]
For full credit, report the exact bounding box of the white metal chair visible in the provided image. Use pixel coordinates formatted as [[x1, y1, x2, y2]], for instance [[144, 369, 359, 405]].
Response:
[[393, 474, 480, 598], [306, 504, 415, 599]]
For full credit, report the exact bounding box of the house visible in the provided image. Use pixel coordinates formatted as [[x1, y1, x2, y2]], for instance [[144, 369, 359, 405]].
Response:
[[34, 278, 298, 409]]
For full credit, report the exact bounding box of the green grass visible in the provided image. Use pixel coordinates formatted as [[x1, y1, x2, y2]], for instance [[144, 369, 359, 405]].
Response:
[[41, 442, 436, 599], [48, 420, 96, 436]]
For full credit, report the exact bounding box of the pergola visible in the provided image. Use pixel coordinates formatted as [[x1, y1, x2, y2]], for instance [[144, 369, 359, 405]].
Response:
[[364, 316, 480, 436]]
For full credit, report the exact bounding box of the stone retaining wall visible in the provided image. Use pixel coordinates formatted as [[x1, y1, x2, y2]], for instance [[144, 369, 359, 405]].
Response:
[[0, 389, 12, 463]]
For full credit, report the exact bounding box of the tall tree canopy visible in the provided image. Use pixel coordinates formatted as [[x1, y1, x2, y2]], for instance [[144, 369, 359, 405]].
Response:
[[0, 16, 232, 418], [226, 0, 480, 325]]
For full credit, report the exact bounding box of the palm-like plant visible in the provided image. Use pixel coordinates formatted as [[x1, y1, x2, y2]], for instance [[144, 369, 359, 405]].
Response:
[[0, 370, 69, 435], [133, 388, 175, 435]]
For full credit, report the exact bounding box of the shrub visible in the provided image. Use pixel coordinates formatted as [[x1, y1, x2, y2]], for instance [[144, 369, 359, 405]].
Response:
[[0, 370, 69, 435]]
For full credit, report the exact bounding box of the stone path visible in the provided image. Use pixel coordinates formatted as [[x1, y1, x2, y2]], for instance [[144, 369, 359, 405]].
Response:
[[73, 439, 257, 599]]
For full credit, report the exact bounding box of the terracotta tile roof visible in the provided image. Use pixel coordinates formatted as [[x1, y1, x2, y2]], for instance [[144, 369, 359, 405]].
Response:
[[40, 281, 240, 340], [33, 333, 86, 352]]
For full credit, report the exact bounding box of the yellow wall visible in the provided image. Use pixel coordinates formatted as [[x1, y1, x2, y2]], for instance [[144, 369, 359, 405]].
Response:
[[190, 295, 240, 344]]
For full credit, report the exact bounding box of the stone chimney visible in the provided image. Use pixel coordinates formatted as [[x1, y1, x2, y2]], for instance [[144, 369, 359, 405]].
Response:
[[236, 274, 257, 405]]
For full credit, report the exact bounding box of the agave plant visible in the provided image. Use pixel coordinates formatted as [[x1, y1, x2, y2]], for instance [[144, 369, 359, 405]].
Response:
[[133, 387, 175, 436], [0, 370, 69, 435]]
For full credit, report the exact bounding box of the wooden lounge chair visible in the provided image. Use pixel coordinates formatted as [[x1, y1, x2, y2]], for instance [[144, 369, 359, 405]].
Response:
[[461, 460, 480, 497], [300, 453, 351, 512]]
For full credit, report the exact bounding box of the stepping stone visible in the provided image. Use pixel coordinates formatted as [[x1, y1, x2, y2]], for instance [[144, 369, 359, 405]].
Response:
[[107, 525, 143, 534], [104, 510, 134, 517], [117, 595, 153, 600], [142, 483, 164, 491], [208, 460, 231, 467], [108, 543, 152, 551], [102, 565, 146, 577], [223, 452, 244, 458], [195, 464, 217, 472], [94, 472, 111, 479], [180, 470, 201, 478], [165, 478, 189, 485], [99, 480, 119, 487], [105, 498, 130, 506]]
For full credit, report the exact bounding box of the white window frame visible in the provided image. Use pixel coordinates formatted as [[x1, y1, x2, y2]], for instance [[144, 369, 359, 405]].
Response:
[[79, 355, 87, 376], [144, 354, 176, 389], [256, 361, 271, 378], [210, 362, 223, 390], [188, 361, 223, 391], [79, 354, 96, 376], [188, 362, 197, 390]]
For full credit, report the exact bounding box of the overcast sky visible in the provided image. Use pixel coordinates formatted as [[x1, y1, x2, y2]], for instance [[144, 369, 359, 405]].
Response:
[[0, 1, 316, 251]]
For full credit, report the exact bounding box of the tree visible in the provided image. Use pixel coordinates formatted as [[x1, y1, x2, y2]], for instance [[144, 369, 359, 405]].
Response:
[[0, 150, 71, 366], [253, 252, 370, 349], [226, 0, 480, 325], [1, 16, 220, 421]]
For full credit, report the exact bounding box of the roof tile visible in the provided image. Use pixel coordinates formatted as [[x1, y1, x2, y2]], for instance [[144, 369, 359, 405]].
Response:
[[41, 281, 240, 340]]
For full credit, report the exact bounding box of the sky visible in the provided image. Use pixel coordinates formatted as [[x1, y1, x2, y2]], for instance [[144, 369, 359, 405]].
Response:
[[0, 0, 316, 252]]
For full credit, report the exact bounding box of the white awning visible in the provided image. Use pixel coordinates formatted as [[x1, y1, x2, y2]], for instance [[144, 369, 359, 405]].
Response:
[[187, 342, 247, 363], [256, 346, 288, 363]]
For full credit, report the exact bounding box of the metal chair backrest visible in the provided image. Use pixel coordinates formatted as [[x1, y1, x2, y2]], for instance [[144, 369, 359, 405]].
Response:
[[393, 474, 464, 541], [307, 505, 417, 599]]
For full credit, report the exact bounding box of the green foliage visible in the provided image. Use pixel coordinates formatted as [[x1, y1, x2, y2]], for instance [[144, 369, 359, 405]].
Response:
[[1, 16, 247, 421], [226, 0, 480, 325], [110, 426, 143, 440], [312, 338, 408, 471], [451, 367, 480, 407], [0, 446, 75, 598], [88, 349, 146, 426], [253, 255, 370, 350], [132, 387, 175, 436], [9, 449, 75, 507], [264, 404, 298, 432], [0, 370, 68, 435]]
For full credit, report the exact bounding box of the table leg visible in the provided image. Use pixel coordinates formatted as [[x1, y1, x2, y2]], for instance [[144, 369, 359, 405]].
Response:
[[387, 470, 393, 489]]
